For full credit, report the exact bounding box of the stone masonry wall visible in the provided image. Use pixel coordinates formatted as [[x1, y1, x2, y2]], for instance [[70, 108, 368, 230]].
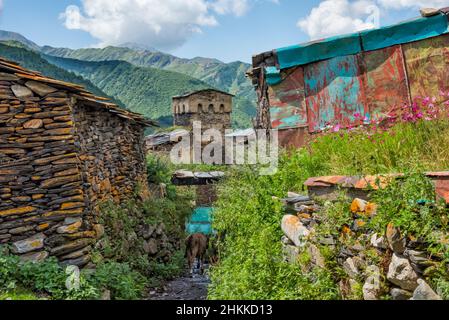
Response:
[[0, 74, 93, 265], [73, 104, 149, 225], [1, 73, 150, 267]]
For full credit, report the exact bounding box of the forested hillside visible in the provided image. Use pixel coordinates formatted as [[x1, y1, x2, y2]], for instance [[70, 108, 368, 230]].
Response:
[[42, 54, 214, 125], [0, 30, 257, 128], [0, 42, 122, 107], [41, 45, 257, 127]]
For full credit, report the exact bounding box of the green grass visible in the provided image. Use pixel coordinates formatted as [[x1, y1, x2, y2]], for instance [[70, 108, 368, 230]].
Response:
[[209, 118, 449, 300]]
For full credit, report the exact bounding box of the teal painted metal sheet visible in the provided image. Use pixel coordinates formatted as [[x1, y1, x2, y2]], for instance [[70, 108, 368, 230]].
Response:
[[276, 32, 362, 70], [186, 207, 214, 236], [265, 66, 282, 86], [361, 14, 449, 52], [304, 55, 366, 132], [273, 13, 449, 71]]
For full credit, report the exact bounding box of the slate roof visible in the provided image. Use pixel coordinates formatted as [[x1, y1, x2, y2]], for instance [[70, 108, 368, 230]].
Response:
[[173, 88, 234, 99], [0, 57, 157, 127]]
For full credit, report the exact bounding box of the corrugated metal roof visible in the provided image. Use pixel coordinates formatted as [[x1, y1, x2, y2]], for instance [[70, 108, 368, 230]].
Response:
[[0, 57, 157, 127]]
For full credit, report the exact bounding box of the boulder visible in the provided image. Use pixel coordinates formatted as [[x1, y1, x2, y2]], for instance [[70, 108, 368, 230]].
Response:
[[386, 223, 406, 254], [20, 251, 49, 263], [281, 215, 310, 247], [64, 217, 83, 225], [390, 288, 413, 300], [351, 198, 368, 213], [144, 238, 158, 255], [282, 244, 300, 264], [143, 225, 156, 240], [370, 233, 388, 250], [60, 255, 91, 268], [363, 266, 382, 300], [387, 253, 419, 291], [93, 224, 105, 239], [12, 233, 45, 254], [156, 223, 165, 236], [404, 249, 434, 275], [343, 257, 360, 279], [308, 244, 326, 268], [57, 221, 82, 234], [281, 235, 294, 246], [412, 279, 442, 300]]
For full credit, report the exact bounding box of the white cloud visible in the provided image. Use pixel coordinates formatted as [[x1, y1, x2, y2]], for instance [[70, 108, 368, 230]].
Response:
[[212, 0, 251, 16], [298, 0, 449, 40], [61, 0, 276, 50], [377, 0, 449, 9], [297, 0, 378, 40]]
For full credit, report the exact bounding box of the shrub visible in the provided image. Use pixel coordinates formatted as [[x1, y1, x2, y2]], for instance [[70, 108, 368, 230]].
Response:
[[93, 262, 147, 300]]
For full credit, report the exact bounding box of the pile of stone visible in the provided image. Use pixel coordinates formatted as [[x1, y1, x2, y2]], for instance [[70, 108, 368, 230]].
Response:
[[280, 193, 444, 300]]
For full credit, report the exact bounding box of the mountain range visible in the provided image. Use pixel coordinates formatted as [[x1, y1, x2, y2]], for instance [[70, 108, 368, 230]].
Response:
[[0, 30, 256, 129]]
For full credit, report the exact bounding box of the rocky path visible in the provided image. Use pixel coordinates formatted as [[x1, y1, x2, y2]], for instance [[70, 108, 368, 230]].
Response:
[[149, 270, 210, 300]]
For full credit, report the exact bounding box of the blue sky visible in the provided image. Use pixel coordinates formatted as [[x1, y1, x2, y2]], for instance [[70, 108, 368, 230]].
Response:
[[0, 0, 447, 63]]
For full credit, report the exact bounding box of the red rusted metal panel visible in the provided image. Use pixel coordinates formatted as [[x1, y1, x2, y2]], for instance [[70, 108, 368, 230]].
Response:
[[403, 33, 449, 102], [268, 67, 308, 129], [304, 54, 367, 133], [277, 127, 308, 149], [363, 45, 410, 120]]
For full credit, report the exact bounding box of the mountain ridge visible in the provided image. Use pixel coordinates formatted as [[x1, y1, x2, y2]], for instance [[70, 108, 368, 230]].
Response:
[[0, 30, 256, 128]]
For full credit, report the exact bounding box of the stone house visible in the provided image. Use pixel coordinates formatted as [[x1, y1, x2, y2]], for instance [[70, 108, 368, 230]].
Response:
[[172, 89, 233, 133], [0, 57, 154, 266]]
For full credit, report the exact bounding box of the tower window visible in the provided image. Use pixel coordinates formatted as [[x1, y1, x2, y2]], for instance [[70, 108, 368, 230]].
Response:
[[208, 104, 214, 113], [219, 104, 225, 113], [198, 104, 203, 113]]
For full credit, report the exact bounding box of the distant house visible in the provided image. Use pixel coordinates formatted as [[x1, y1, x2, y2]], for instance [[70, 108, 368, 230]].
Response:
[[0, 57, 155, 266], [172, 89, 233, 133], [249, 8, 449, 148]]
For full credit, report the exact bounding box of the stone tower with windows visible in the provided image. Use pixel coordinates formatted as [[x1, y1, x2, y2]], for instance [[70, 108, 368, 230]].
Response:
[[172, 89, 233, 133]]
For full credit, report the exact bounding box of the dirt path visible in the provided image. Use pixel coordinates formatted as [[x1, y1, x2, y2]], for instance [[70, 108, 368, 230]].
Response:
[[149, 271, 210, 300]]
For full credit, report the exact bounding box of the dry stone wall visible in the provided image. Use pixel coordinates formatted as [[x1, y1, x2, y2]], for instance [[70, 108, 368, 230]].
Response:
[[0, 74, 92, 265], [281, 195, 444, 300], [73, 104, 149, 225], [0, 72, 150, 267]]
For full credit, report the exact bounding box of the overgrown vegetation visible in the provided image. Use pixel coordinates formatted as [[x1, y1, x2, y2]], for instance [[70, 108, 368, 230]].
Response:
[[210, 103, 449, 299], [0, 153, 194, 300]]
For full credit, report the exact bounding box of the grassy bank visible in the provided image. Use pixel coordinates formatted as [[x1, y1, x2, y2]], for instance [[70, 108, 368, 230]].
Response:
[[209, 108, 449, 299]]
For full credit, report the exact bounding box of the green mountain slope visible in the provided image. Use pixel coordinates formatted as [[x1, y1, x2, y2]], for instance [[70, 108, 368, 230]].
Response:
[[0, 30, 41, 51], [0, 42, 124, 107], [41, 45, 257, 127], [0, 30, 257, 128], [42, 54, 215, 125]]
